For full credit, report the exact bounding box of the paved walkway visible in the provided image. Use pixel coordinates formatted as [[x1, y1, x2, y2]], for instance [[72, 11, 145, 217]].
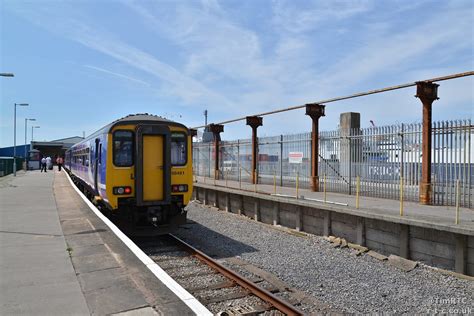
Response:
[[0, 170, 195, 315], [195, 176, 474, 232], [0, 171, 90, 315]]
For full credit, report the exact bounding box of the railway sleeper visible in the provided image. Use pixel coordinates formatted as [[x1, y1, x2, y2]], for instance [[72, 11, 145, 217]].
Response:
[[197, 283, 280, 305], [141, 246, 183, 255], [186, 280, 235, 293], [216, 303, 273, 316], [172, 269, 218, 280], [187, 275, 264, 294], [159, 260, 202, 270]]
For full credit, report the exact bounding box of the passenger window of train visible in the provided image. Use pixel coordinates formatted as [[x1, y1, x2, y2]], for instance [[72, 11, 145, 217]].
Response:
[[113, 130, 134, 167], [171, 133, 187, 166]]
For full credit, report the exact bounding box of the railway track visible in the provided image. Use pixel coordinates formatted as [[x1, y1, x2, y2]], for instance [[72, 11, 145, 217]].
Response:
[[135, 234, 303, 315]]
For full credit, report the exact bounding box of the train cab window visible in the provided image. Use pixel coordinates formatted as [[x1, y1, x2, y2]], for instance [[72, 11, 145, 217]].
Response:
[[113, 130, 134, 167], [171, 132, 187, 166]]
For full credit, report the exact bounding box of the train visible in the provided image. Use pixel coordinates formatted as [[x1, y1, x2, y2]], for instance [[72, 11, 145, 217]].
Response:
[[65, 114, 193, 234]]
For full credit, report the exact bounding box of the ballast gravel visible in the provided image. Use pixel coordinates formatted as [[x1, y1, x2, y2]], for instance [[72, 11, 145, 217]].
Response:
[[174, 202, 474, 314]]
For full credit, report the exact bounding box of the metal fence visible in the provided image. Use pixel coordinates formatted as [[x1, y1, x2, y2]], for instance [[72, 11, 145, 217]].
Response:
[[193, 119, 473, 208], [0, 157, 24, 177]]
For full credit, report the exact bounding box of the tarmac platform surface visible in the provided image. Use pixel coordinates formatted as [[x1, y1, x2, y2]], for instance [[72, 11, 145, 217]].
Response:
[[0, 170, 196, 315]]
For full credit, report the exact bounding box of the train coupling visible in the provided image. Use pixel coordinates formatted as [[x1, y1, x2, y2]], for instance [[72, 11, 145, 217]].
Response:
[[147, 206, 164, 226]]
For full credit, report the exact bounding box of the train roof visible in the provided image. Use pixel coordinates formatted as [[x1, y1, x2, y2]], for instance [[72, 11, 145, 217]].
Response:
[[78, 113, 189, 143], [102, 113, 187, 133], [109, 113, 186, 128]]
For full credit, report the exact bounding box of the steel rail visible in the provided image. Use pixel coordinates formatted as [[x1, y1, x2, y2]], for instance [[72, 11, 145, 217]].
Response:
[[193, 71, 473, 128], [168, 234, 303, 316]]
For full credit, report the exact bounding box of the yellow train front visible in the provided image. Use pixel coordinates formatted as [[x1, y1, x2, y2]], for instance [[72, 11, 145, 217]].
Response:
[[65, 114, 193, 235]]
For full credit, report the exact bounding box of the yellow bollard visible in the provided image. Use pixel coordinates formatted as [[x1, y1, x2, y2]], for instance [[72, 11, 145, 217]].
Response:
[[455, 179, 460, 224], [324, 174, 327, 203], [273, 170, 276, 195], [356, 176, 360, 209], [400, 176, 404, 216], [296, 171, 299, 199]]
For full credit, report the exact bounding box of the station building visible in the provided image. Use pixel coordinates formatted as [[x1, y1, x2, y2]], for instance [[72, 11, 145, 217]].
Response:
[[0, 136, 84, 171]]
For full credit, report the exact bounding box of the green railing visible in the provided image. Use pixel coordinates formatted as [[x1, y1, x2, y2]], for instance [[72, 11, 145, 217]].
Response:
[[0, 158, 24, 177]]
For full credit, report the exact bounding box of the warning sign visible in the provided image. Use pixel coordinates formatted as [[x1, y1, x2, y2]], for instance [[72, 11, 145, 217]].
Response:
[[289, 152, 303, 164]]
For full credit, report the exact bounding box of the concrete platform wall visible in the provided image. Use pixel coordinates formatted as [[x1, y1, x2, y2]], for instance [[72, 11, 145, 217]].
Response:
[[193, 186, 473, 276]]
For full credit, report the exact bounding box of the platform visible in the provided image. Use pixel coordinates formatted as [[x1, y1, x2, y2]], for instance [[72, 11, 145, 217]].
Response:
[[193, 176, 474, 276], [195, 176, 474, 231], [0, 170, 196, 315]]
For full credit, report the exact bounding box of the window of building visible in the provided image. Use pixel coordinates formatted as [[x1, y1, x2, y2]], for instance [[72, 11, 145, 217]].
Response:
[[171, 132, 187, 166], [113, 130, 134, 167]]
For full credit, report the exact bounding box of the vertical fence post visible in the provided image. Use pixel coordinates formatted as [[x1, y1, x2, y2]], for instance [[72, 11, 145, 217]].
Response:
[[273, 169, 276, 195], [239, 167, 242, 189], [400, 176, 404, 216], [254, 169, 257, 193], [356, 176, 360, 209], [349, 137, 352, 195], [280, 135, 283, 187], [296, 171, 299, 199], [324, 173, 327, 203], [237, 139, 240, 184], [455, 179, 460, 224]]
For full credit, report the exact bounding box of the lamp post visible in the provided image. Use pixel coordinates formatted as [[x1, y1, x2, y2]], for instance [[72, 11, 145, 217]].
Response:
[[13, 103, 29, 176], [24, 118, 36, 169], [32, 126, 40, 141]]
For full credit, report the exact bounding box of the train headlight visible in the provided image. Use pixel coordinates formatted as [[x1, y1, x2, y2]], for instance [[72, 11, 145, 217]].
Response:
[[172, 184, 188, 192], [113, 186, 132, 195]]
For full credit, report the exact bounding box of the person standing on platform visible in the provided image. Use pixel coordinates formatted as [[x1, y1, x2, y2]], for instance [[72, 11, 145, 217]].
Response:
[[56, 156, 63, 172], [41, 157, 47, 172], [46, 156, 52, 170]]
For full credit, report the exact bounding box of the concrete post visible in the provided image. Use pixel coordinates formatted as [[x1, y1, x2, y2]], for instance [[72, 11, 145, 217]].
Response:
[[214, 191, 219, 208], [340, 113, 361, 193], [399, 224, 410, 259], [272, 202, 280, 226], [415, 81, 439, 205], [295, 206, 302, 231], [356, 217, 365, 246], [225, 193, 230, 212], [254, 199, 260, 222], [455, 235, 467, 274], [204, 188, 208, 206], [238, 195, 244, 216], [209, 124, 224, 180], [246, 116, 263, 184], [305, 104, 326, 192], [323, 211, 332, 236]]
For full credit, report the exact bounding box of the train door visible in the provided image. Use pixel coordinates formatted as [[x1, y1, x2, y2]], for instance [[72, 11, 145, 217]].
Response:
[[143, 135, 164, 201], [94, 138, 100, 192], [136, 125, 171, 206]]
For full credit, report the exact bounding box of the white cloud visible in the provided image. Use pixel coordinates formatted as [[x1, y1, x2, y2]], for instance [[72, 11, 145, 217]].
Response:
[[84, 65, 151, 86], [271, 0, 373, 33], [6, 3, 235, 111]]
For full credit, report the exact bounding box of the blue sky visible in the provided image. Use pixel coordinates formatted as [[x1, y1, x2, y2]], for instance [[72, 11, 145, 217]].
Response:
[[1, 0, 472, 147]]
